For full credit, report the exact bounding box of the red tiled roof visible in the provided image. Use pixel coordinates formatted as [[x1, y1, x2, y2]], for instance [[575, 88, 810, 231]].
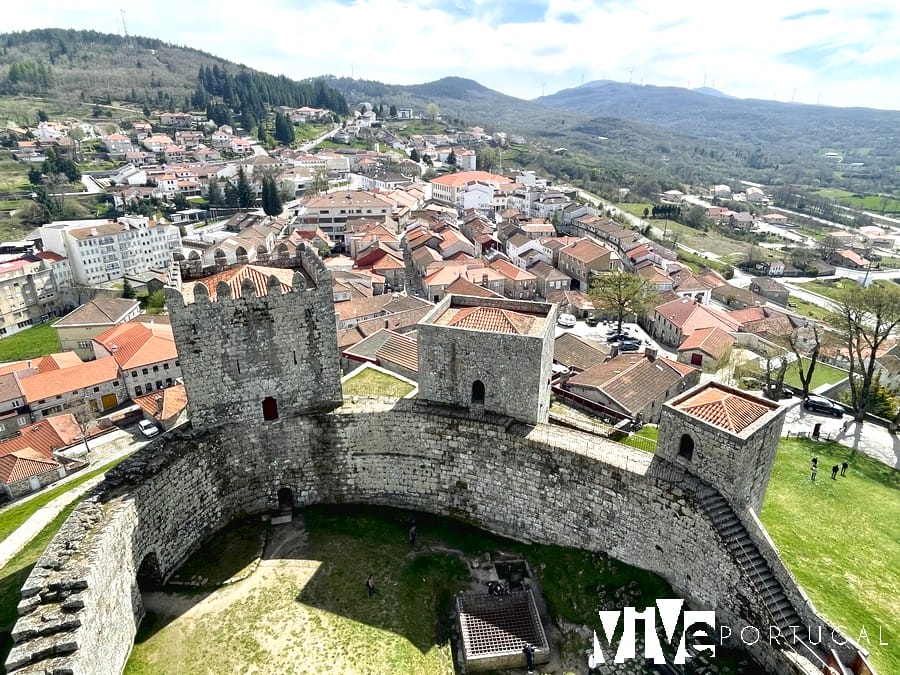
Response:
[[675, 385, 772, 433], [444, 306, 537, 335], [17, 357, 120, 402], [0, 449, 59, 484], [429, 170, 510, 187], [0, 414, 85, 461], [445, 276, 503, 298], [133, 384, 188, 422], [677, 326, 735, 359], [193, 265, 298, 300], [93, 321, 176, 369]]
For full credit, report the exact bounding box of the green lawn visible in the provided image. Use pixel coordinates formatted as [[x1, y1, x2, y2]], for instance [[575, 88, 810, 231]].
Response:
[[761, 438, 900, 675], [0, 322, 61, 362], [620, 425, 658, 453], [126, 505, 752, 674], [794, 278, 861, 302], [0, 455, 130, 544], [342, 367, 415, 398], [617, 201, 653, 218], [786, 297, 837, 323], [783, 359, 848, 390]]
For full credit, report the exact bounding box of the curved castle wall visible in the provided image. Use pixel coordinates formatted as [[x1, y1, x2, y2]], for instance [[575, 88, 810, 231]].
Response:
[[6, 398, 816, 675]]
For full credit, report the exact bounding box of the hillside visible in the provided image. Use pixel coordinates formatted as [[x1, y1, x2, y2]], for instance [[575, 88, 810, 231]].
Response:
[[537, 80, 900, 194], [1, 29, 897, 198]]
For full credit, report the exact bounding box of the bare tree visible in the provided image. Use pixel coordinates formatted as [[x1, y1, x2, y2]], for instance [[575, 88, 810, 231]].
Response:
[[779, 322, 832, 398], [834, 284, 900, 420]]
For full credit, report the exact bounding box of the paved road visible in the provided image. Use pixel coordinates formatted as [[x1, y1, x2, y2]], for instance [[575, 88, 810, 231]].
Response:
[[0, 427, 150, 569], [778, 399, 899, 470]]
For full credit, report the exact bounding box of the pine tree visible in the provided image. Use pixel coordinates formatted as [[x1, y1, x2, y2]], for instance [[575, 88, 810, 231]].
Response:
[[261, 177, 283, 216], [236, 166, 254, 209]]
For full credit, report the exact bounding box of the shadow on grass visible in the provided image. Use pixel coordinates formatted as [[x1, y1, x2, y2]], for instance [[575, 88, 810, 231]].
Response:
[[129, 504, 761, 673]]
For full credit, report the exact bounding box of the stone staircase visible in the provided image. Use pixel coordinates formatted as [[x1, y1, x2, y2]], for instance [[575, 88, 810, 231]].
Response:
[[699, 492, 831, 672]]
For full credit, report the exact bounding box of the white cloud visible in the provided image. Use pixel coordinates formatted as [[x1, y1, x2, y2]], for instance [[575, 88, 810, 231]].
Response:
[[1, 0, 898, 109]]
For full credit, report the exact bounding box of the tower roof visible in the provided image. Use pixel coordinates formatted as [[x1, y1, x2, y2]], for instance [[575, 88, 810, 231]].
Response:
[[673, 383, 774, 433]]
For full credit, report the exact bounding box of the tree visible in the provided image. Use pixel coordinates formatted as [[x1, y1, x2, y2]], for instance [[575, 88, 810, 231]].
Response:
[[589, 271, 656, 336], [781, 322, 828, 398], [477, 146, 501, 173], [207, 175, 224, 206], [389, 104, 397, 118], [426, 102, 439, 121], [122, 278, 136, 299], [834, 283, 900, 420], [146, 290, 166, 314], [261, 176, 283, 216], [223, 182, 239, 207], [409, 148, 420, 163], [446, 150, 457, 167], [236, 165, 254, 209]]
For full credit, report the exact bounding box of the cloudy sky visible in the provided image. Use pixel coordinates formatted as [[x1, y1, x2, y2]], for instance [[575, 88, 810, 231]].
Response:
[[5, 0, 900, 110]]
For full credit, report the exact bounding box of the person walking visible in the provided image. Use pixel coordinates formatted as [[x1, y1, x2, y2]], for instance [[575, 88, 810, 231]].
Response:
[[831, 464, 839, 480], [810, 464, 818, 481], [408, 521, 417, 546], [841, 461, 849, 477]]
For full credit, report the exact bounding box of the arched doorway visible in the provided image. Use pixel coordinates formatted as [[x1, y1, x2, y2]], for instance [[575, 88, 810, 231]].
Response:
[[277, 487, 294, 513], [677, 434, 694, 461], [136, 551, 163, 591], [471, 380, 485, 404], [262, 397, 279, 421]]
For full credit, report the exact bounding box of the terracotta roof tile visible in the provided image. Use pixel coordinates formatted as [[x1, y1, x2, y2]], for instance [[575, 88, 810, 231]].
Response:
[[0, 449, 59, 484], [444, 306, 536, 335], [133, 384, 188, 422], [677, 327, 735, 359], [675, 385, 772, 433], [17, 357, 120, 402], [93, 321, 176, 369]]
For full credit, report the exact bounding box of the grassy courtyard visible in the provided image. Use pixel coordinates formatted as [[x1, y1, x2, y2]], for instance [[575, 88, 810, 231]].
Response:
[[760, 438, 899, 675], [0, 322, 61, 362], [341, 366, 415, 399], [125, 505, 756, 674], [782, 358, 848, 390]]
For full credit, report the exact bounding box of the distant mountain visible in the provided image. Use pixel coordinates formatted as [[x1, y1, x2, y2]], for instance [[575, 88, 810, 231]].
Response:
[[692, 87, 733, 99]]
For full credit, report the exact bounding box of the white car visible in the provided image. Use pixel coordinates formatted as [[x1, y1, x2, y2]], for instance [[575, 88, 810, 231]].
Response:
[[557, 313, 577, 328], [138, 420, 160, 437]]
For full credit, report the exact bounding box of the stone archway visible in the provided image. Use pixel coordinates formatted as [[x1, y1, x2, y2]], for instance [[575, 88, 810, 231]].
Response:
[[136, 551, 163, 591], [471, 380, 485, 404], [277, 487, 294, 513]]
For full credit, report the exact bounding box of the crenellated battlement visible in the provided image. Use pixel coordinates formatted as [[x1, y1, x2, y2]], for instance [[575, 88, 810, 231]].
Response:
[[164, 244, 343, 432]]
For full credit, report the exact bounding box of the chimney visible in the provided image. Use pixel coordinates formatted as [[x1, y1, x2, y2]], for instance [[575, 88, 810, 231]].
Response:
[[155, 396, 164, 415], [482, 272, 488, 286], [609, 343, 619, 358], [645, 346, 658, 361]]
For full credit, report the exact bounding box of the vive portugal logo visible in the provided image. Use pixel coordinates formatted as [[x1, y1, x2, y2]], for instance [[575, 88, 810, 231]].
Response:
[[588, 599, 716, 667]]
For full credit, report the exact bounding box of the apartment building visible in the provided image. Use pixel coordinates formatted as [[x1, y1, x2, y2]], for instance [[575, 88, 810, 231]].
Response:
[[298, 191, 394, 246], [0, 257, 61, 337], [39, 216, 180, 285]]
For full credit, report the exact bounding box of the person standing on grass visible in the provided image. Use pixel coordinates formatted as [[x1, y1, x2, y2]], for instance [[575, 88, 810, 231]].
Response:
[[408, 521, 417, 546], [810, 464, 818, 481], [366, 573, 376, 596], [831, 464, 839, 480], [841, 461, 849, 476]]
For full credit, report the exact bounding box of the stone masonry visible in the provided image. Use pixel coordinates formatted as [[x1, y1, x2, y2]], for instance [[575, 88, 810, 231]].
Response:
[[4, 248, 864, 675], [163, 245, 342, 431], [417, 294, 555, 424]]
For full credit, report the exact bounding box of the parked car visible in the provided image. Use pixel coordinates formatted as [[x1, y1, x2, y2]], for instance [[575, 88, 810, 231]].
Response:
[[586, 314, 600, 327], [557, 313, 577, 328], [138, 419, 161, 437], [618, 341, 640, 352], [802, 395, 843, 417], [606, 333, 629, 343]]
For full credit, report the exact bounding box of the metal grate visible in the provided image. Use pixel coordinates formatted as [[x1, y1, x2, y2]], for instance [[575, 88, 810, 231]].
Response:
[[457, 589, 547, 658]]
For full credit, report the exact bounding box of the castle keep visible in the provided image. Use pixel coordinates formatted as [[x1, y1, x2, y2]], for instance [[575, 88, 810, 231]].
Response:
[[5, 250, 869, 675]]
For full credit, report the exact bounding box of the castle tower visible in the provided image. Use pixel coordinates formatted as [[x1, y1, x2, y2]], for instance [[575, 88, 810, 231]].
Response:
[[417, 294, 556, 424], [657, 382, 786, 511], [164, 245, 342, 431]]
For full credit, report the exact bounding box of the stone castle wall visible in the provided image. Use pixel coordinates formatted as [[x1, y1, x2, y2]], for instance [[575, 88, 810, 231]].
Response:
[[657, 399, 786, 512], [5, 399, 839, 675], [164, 247, 342, 431], [417, 296, 555, 424]]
